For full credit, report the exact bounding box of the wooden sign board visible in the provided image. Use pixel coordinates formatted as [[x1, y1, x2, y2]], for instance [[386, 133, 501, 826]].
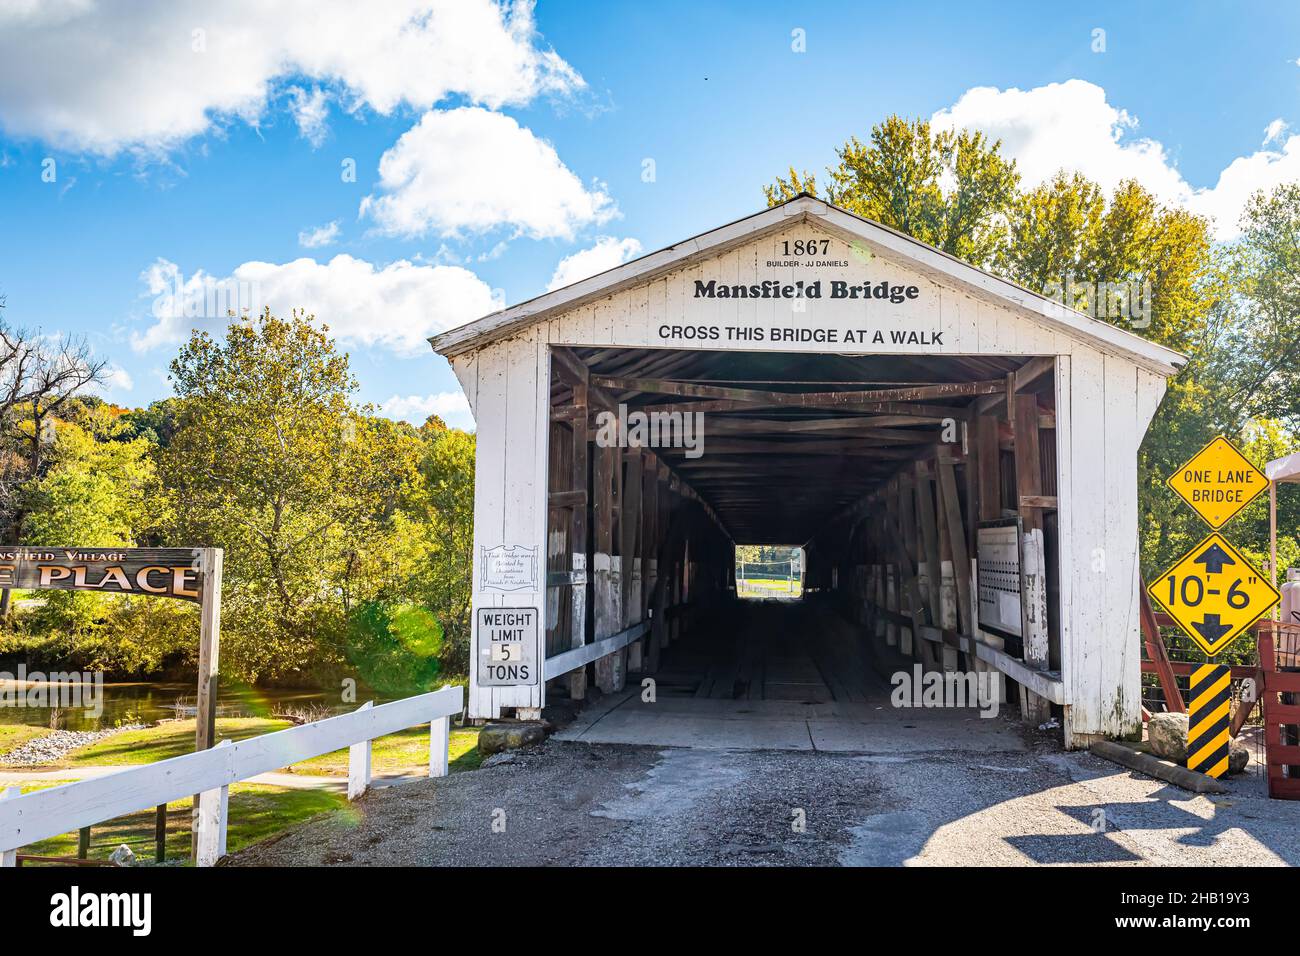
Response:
[[977, 520, 1023, 643], [0, 547, 206, 602]]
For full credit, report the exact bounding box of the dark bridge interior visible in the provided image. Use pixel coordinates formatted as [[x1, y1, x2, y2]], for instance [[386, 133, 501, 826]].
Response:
[[553, 346, 1045, 543], [543, 343, 1061, 728]]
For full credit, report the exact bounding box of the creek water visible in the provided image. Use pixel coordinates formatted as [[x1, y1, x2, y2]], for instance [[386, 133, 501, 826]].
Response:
[[0, 680, 347, 731]]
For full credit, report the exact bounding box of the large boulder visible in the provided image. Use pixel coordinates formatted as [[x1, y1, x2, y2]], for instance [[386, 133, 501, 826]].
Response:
[[1146, 711, 1250, 775], [1228, 739, 1250, 775], [1147, 712, 1189, 762], [478, 721, 547, 755]]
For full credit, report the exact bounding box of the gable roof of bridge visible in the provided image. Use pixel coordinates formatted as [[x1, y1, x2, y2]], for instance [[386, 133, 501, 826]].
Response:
[[429, 193, 1186, 375]]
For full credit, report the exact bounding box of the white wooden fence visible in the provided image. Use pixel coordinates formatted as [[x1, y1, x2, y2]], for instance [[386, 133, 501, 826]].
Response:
[[0, 684, 464, 867]]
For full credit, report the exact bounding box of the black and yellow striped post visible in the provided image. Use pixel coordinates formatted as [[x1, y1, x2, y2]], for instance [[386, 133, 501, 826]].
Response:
[[1187, 663, 1232, 778]]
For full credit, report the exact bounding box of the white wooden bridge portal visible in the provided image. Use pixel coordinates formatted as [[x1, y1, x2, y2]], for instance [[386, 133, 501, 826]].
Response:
[[430, 195, 1184, 750]]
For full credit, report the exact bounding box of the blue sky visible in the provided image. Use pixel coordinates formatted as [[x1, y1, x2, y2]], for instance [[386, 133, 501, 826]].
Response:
[[1, 0, 1298, 428]]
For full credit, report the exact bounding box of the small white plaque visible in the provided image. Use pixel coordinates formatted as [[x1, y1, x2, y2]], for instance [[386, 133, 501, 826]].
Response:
[[481, 544, 538, 592]]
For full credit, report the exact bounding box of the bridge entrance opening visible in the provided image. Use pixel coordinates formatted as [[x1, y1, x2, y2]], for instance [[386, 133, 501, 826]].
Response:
[[543, 345, 1060, 751], [736, 545, 803, 600]]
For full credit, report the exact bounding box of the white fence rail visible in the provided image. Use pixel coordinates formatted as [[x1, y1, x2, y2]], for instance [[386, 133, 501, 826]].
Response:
[[543, 621, 649, 681], [0, 684, 464, 867]]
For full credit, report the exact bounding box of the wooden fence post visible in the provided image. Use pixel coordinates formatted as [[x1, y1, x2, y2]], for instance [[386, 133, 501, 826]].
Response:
[[347, 701, 374, 800], [430, 714, 450, 778], [155, 803, 167, 863], [195, 739, 232, 867]]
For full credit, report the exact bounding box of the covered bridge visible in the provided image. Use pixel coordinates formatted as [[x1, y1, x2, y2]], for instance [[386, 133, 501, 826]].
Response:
[[430, 194, 1183, 749]]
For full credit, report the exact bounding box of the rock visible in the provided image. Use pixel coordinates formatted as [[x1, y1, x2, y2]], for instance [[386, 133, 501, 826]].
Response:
[[1228, 739, 1250, 775], [109, 844, 136, 867], [1147, 713, 1250, 775], [1147, 712, 1189, 762], [0, 725, 146, 767], [478, 721, 547, 755]]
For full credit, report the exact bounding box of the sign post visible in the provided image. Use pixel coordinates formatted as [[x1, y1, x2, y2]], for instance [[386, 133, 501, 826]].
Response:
[[195, 548, 223, 753], [1187, 663, 1232, 778], [0, 545, 224, 852], [1149, 436, 1275, 779]]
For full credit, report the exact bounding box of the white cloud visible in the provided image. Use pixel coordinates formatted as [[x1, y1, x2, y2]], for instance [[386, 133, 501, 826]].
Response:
[[360, 106, 616, 240], [288, 86, 330, 147], [88, 362, 134, 399], [381, 391, 473, 428], [1264, 118, 1289, 146], [931, 79, 1300, 240], [547, 236, 642, 291], [298, 220, 341, 248], [135, 254, 501, 356], [0, 0, 582, 154]]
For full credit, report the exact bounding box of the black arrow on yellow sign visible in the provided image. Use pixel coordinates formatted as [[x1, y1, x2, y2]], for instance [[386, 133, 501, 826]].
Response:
[[1193, 542, 1236, 575], [1191, 613, 1232, 645]]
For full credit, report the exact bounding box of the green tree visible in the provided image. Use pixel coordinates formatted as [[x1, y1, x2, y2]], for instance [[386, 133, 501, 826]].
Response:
[[766, 116, 1020, 265], [763, 123, 1300, 593], [415, 421, 476, 671], [1220, 184, 1300, 426], [162, 310, 418, 681], [21, 405, 162, 547]]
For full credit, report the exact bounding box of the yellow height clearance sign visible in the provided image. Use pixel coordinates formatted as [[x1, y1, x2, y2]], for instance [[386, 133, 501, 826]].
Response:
[[1147, 532, 1279, 657], [1166, 435, 1267, 529]]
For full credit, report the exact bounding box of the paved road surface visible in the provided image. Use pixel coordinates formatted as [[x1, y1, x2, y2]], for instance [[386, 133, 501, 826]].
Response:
[[229, 734, 1300, 867]]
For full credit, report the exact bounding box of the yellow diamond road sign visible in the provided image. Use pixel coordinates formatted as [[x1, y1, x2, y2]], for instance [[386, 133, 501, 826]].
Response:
[[1167, 435, 1267, 529], [1147, 532, 1280, 657]]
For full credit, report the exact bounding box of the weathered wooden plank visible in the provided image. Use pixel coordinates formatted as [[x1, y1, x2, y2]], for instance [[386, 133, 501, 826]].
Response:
[[592, 375, 1004, 406], [915, 462, 943, 633], [975, 413, 1001, 522], [621, 449, 644, 646], [935, 457, 975, 639], [567, 377, 590, 702], [592, 431, 620, 692], [1013, 390, 1052, 720]]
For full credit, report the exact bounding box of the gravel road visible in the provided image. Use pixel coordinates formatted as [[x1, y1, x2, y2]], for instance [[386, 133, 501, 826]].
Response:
[[228, 733, 1300, 867]]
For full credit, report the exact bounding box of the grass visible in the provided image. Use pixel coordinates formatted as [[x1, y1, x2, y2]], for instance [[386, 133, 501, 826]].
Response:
[[14, 783, 351, 865], [59, 717, 294, 767], [56, 715, 482, 776], [0, 724, 53, 756], [287, 725, 483, 776], [9, 711, 481, 863], [738, 578, 802, 598]]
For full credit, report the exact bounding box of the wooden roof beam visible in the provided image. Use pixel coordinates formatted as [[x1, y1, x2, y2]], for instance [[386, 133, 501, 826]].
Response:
[[592, 375, 1005, 407]]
